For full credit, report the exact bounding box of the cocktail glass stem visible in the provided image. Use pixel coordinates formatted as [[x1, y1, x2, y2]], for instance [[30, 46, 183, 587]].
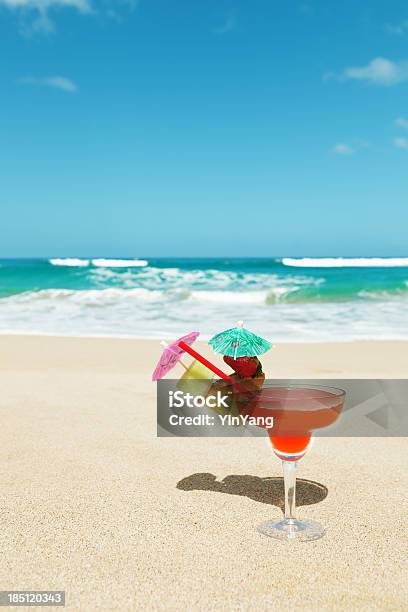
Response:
[[257, 383, 346, 541], [283, 460, 297, 520], [258, 452, 325, 541]]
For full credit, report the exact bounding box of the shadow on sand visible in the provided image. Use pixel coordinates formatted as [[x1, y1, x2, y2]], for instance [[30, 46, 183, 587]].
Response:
[[177, 473, 328, 511]]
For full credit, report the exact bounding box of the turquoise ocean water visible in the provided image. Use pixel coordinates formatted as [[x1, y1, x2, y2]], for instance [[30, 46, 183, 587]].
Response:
[[0, 257, 408, 341]]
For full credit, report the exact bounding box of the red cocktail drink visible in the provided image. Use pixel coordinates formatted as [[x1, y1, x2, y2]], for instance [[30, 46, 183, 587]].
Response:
[[243, 384, 346, 541], [269, 434, 312, 458], [247, 386, 344, 460]]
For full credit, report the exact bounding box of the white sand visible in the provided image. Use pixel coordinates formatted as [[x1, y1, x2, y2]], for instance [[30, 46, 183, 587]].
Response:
[[0, 336, 407, 611]]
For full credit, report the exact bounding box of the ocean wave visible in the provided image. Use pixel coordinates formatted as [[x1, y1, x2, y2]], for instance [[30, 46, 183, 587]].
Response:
[[4, 287, 311, 306], [358, 288, 408, 300], [49, 258, 90, 267], [88, 266, 319, 294], [6, 287, 159, 304], [282, 257, 408, 268], [3, 287, 197, 306], [48, 258, 148, 268], [191, 290, 268, 304], [91, 258, 148, 267], [5, 283, 408, 309], [2, 257, 408, 341], [1, 287, 408, 341], [195, 285, 408, 304]]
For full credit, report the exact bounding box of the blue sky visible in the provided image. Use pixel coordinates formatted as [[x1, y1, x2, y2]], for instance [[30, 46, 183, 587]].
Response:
[[1, 0, 408, 257]]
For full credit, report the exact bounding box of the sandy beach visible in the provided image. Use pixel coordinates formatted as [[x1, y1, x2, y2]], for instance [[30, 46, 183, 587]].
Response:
[[0, 335, 407, 611]]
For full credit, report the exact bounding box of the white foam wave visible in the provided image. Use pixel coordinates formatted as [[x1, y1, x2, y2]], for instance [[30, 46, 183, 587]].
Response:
[[191, 290, 268, 304], [91, 258, 148, 268], [1, 287, 408, 340], [190, 287, 299, 304], [358, 289, 408, 300], [49, 258, 90, 267], [49, 258, 149, 268], [0, 287, 307, 310], [282, 257, 408, 268], [6, 287, 160, 304], [87, 266, 318, 295]]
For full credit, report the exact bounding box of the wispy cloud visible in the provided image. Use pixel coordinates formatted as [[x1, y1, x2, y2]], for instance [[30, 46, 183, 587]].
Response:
[[325, 57, 408, 87], [0, 0, 136, 34], [212, 14, 237, 35], [395, 117, 408, 129], [342, 57, 408, 86], [393, 137, 408, 150], [0, 0, 90, 8], [332, 143, 354, 156], [385, 20, 408, 36], [0, 0, 91, 34], [18, 76, 78, 92]]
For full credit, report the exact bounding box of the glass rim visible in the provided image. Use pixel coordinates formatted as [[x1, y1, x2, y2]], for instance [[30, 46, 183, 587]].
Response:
[[256, 383, 346, 400]]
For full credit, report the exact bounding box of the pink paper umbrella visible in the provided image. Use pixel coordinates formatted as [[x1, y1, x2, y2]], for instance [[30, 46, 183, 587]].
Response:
[[152, 331, 200, 381]]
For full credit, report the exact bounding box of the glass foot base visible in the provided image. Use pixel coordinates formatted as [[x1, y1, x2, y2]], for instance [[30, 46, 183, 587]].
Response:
[[257, 518, 325, 541]]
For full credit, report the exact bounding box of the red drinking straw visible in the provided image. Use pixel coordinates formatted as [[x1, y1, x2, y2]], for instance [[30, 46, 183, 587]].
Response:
[[178, 341, 231, 381], [178, 341, 257, 397]]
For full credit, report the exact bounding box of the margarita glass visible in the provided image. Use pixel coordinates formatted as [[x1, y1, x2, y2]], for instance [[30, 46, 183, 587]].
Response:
[[246, 384, 346, 541]]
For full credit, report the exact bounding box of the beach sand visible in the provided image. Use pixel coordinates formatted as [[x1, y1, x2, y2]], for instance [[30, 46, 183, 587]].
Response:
[[0, 336, 407, 611]]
